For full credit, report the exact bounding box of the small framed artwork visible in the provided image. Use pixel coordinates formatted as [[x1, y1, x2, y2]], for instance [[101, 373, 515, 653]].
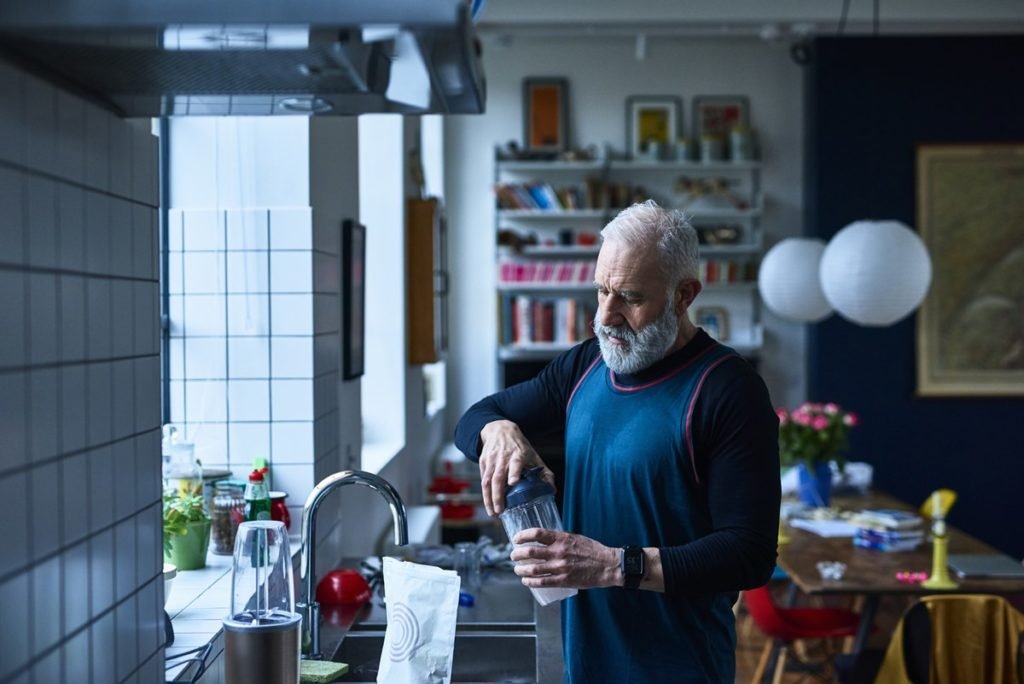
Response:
[[692, 95, 750, 143], [342, 219, 366, 380], [523, 78, 569, 154], [695, 306, 730, 341], [626, 95, 682, 160]]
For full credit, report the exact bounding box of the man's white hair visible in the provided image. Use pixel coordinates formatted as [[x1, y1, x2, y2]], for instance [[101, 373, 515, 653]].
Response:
[[599, 199, 700, 287]]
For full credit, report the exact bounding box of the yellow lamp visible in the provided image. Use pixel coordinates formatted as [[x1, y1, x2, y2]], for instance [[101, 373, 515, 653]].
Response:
[[921, 488, 959, 590]]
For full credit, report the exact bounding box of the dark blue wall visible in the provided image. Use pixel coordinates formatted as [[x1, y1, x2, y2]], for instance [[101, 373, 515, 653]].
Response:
[[805, 36, 1024, 559]]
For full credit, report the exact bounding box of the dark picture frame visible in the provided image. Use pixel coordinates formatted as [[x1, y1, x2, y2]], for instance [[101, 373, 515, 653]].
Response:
[[523, 77, 569, 155], [626, 95, 682, 160], [692, 95, 750, 143], [342, 219, 366, 380]]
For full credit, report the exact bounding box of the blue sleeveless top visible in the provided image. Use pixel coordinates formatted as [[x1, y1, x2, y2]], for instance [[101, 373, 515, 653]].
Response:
[[562, 341, 739, 683]]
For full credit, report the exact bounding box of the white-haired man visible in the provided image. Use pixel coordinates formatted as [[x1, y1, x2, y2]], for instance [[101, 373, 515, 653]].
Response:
[[455, 200, 780, 683]]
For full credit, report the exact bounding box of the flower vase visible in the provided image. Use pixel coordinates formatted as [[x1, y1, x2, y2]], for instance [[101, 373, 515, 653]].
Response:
[[797, 462, 832, 508]]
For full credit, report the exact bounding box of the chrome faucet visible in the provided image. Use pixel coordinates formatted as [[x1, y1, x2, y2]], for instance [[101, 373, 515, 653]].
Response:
[[298, 470, 408, 660]]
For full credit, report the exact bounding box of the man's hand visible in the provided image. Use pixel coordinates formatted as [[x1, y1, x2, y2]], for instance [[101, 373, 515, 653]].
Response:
[[510, 528, 620, 590], [478, 420, 554, 516]]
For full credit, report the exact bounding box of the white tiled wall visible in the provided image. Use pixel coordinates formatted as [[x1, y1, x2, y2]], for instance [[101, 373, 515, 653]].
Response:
[[0, 58, 163, 683]]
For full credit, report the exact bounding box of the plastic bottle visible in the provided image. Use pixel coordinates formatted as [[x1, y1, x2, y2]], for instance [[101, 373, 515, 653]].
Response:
[[243, 469, 272, 522], [161, 424, 202, 499]]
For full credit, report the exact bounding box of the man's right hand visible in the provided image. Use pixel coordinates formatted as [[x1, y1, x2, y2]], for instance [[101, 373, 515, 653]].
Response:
[[478, 420, 555, 517]]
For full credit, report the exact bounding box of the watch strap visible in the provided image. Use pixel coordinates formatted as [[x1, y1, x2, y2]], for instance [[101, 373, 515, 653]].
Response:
[[621, 545, 644, 589]]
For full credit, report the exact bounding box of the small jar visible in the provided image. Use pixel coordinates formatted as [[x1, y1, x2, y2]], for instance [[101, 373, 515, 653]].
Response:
[[700, 135, 724, 163], [211, 482, 245, 555], [729, 126, 755, 161]]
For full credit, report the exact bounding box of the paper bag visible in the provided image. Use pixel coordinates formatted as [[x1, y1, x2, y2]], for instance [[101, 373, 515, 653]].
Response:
[[377, 557, 461, 684]]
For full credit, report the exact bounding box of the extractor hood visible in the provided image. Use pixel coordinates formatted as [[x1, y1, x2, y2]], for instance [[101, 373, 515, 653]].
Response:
[[0, 0, 486, 116]]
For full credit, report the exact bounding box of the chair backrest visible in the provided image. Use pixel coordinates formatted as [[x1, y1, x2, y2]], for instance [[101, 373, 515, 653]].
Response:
[[741, 586, 792, 640], [900, 600, 931, 684]]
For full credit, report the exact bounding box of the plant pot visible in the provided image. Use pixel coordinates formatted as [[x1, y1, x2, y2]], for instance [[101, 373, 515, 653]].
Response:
[[164, 520, 211, 571], [797, 462, 833, 508]]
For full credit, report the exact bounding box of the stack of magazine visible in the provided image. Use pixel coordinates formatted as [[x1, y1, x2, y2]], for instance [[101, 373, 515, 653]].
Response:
[[849, 508, 925, 552]]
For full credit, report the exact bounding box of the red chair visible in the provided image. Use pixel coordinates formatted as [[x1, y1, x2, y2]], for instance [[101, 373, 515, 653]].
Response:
[[744, 585, 863, 684]]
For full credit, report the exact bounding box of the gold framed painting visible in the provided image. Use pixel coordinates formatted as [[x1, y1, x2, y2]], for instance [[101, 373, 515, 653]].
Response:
[[523, 77, 569, 154], [626, 95, 682, 160], [916, 144, 1024, 396]]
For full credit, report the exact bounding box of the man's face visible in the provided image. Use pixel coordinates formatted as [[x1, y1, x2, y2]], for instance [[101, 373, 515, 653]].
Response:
[[593, 240, 681, 374]]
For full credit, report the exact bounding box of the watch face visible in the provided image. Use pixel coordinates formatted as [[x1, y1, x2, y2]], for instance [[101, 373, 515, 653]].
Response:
[[624, 547, 643, 575]]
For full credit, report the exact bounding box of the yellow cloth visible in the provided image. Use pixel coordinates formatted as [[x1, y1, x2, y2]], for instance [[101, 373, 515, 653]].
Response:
[[874, 594, 1024, 684]]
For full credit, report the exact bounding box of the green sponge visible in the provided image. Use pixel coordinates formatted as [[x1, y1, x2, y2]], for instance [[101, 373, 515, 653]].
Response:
[[299, 660, 349, 683]]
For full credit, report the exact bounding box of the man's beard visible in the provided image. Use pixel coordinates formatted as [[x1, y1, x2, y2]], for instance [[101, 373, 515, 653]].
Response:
[[593, 298, 680, 374]]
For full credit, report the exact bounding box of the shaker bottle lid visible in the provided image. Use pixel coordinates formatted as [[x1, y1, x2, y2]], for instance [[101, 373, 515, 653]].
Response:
[[504, 467, 555, 509]]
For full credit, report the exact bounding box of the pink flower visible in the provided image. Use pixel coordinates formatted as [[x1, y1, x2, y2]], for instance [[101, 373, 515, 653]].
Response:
[[776, 409, 789, 425], [812, 416, 830, 431], [843, 413, 859, 427], [793, 411, 812, 426], [798, 402, 814, 413], [824, 403, 839, 415]]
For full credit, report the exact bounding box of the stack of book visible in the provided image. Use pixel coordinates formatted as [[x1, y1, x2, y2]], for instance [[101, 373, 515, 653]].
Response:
[[849, 508, 925, 552]]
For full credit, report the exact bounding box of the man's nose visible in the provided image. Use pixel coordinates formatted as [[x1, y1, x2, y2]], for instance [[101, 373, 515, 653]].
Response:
[[599, 301, 624, 327]]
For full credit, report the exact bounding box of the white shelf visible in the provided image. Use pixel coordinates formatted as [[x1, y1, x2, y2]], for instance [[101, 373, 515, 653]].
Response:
[[710, 324, 764, 355], [497, 160, 606, 172], [612, 160, 761, 172], [497, 209, 607, 219], [520, 245, 601, 257], [497, 282, 594, 293], [498, 342, 578, 360], [700, 242, 763, 256]]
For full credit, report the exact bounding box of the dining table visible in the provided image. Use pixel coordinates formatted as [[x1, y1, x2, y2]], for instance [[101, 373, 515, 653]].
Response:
[[776, 490, 1024, 657]]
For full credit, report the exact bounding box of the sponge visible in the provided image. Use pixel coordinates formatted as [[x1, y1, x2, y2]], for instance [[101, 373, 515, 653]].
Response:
[[299, 660, 349, 683]]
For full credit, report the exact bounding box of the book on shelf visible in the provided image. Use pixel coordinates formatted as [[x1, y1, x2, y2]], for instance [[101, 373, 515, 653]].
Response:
[[501, 295, 595, 346], [498, 258, 596, 285], [699, 258, 756, 284]]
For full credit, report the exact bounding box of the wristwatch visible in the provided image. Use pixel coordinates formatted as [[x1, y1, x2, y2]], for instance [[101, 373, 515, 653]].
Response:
[[621, 546, 645, 589]]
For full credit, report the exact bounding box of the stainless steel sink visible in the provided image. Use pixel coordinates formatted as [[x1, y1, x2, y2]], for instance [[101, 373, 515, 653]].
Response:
[[334, 632, 537, 683]]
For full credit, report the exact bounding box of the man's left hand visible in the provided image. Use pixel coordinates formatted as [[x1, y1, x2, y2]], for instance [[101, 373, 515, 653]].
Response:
[[509, 528, 620, 589]]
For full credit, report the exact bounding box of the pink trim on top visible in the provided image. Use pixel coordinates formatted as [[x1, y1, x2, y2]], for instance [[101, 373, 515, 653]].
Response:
[[684, 353, 738, 485], [566, 354, 603, 412], [609, 342, 718, 392]]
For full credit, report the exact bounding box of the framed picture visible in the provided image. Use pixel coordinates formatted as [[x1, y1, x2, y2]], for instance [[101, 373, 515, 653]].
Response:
[[695, 306, 729, 341], [692, 95, 749, 144], [342, 219, 366, 380], [626, 95, 682, 160], [916, 144, 1024, 396], [523, 78, 569, 155]]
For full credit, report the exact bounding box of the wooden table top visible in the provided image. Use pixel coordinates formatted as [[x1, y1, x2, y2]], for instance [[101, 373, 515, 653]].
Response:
[[777, 491, 1024, 596]]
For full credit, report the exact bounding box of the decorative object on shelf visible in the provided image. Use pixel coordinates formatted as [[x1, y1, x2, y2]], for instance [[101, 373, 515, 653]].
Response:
[[523, 77, 569, 156], [777, 402, 858, 507], [692, 95, 750, 159], [342, 219, 367, 379], [916, 144, 1024, 396], [673, 137, 694, 162], [699, 134, 724, 163], [729, 126, 756, 162], [819, 219, 931, 327], [695, 306, 729, 341], [626, 95, 682, 161], [758, 238, 833, 322], [696, 225, 741, 245], [163, 491, 211, 571]]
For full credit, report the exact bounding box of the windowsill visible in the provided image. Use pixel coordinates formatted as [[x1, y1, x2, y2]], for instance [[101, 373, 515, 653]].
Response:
[[361, 440, 404, 475]]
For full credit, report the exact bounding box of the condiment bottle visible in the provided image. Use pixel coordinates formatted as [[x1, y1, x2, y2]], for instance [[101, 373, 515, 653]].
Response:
[[243, 469, 272, 522]]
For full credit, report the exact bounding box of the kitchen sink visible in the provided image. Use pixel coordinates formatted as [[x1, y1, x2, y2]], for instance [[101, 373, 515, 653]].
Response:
[[333, 632, 538, 683]]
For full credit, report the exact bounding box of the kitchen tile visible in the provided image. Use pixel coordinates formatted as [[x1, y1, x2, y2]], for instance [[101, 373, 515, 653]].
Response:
[[169, 339, 184, 380], [109, 117, 133, 200], [22, 72, 57, 177], [313, 251, 340, 293], [0, 269, 26, 368], [135, 357, 161, 433], [0, 571, 30, 678], [86, 277, 113, 359], [271, 379, 314, 421], [90, 611, 116, 684], [0, 168, 25, 263], [109, 197, 133, 278], [185, 337, 227, 379], [87, 362, 113, 446], [136, 579, 161, 662], [168, 251, 184, 294], [31, 646, 61, 684], [227, 336, 269, 378], [61, 364, 88, 456], [134, 280, 159, 356], [269, 294, 313, 335], [111, 279, 134, 358], [184, 423, 229, 466], [168, 209, 184, 252], [135, 436, 161, 512], [137, 652, 164, 684], [267, 464, 311, 507], [111, 359, 135, 440], [184, 251, 226, 294], [270, 207, 312, 251], [270, 251, 312, 293], [226, 250, 269, 293], [60, 275, 86, 362], [88, 446, 115, 530], [228, 422, 270, 465], [84, 101, 111, 193], [271, 336, 314, 378], [169, 380, 185, 424], [185, 380, 227, 423], [63, 539, 91, 633], [27, 271, 58, 366], [133, 204, 156, 278], [135, 502, 160, 587], [56, 89, 85, 185], [115, 517, 137, 603], [32, 555, 62, 651], [168, 294, 185, 337], [62, 628, 91, 684], [62, 451, 89, 545], [0, 471, 28, 576], [26, 177, 58, 269], [226, 293, 270, 336], [226, 208, 270, 251], [29, 368, 59, 463], [0, 59, 25, 166], [84, 191, 111, 275], [183, 209, 225, 252], [89, 527, 116, 617], [183, 294, 227, 337], [227, 379, 270, 422], [271, 422, 315, 464], [113, 439, 137, 521], [57, 184, 85, 272], [30, 462, 60, 561], [132, 124, 158, 207]]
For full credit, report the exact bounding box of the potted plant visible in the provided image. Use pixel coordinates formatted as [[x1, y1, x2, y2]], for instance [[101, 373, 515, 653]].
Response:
[[163, 491, 212, 571], [777, 402, 859, 507]]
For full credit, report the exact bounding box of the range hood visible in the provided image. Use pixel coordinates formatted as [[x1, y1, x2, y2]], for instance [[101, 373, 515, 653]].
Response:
[[0, 0, 486, 116]]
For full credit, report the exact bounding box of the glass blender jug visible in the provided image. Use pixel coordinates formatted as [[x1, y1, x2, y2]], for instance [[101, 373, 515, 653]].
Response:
[[499, 467, 578, 606]]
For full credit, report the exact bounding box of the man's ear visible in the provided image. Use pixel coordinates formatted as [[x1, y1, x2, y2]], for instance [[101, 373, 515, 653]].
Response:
[[676, 279, 702, 315]]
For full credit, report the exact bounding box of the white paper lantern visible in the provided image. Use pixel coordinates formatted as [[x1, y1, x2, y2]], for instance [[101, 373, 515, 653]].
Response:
[[819, 220, 932, 326], [757, 238, 833, 322]]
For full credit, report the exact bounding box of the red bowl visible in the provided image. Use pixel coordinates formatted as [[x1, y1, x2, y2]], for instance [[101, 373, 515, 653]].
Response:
[[316, 569, 372, 605]]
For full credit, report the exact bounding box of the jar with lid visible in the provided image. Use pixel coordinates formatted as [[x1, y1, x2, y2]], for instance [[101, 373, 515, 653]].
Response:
[[161, 424, 202, 499], [211, 481, 246, 555]]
